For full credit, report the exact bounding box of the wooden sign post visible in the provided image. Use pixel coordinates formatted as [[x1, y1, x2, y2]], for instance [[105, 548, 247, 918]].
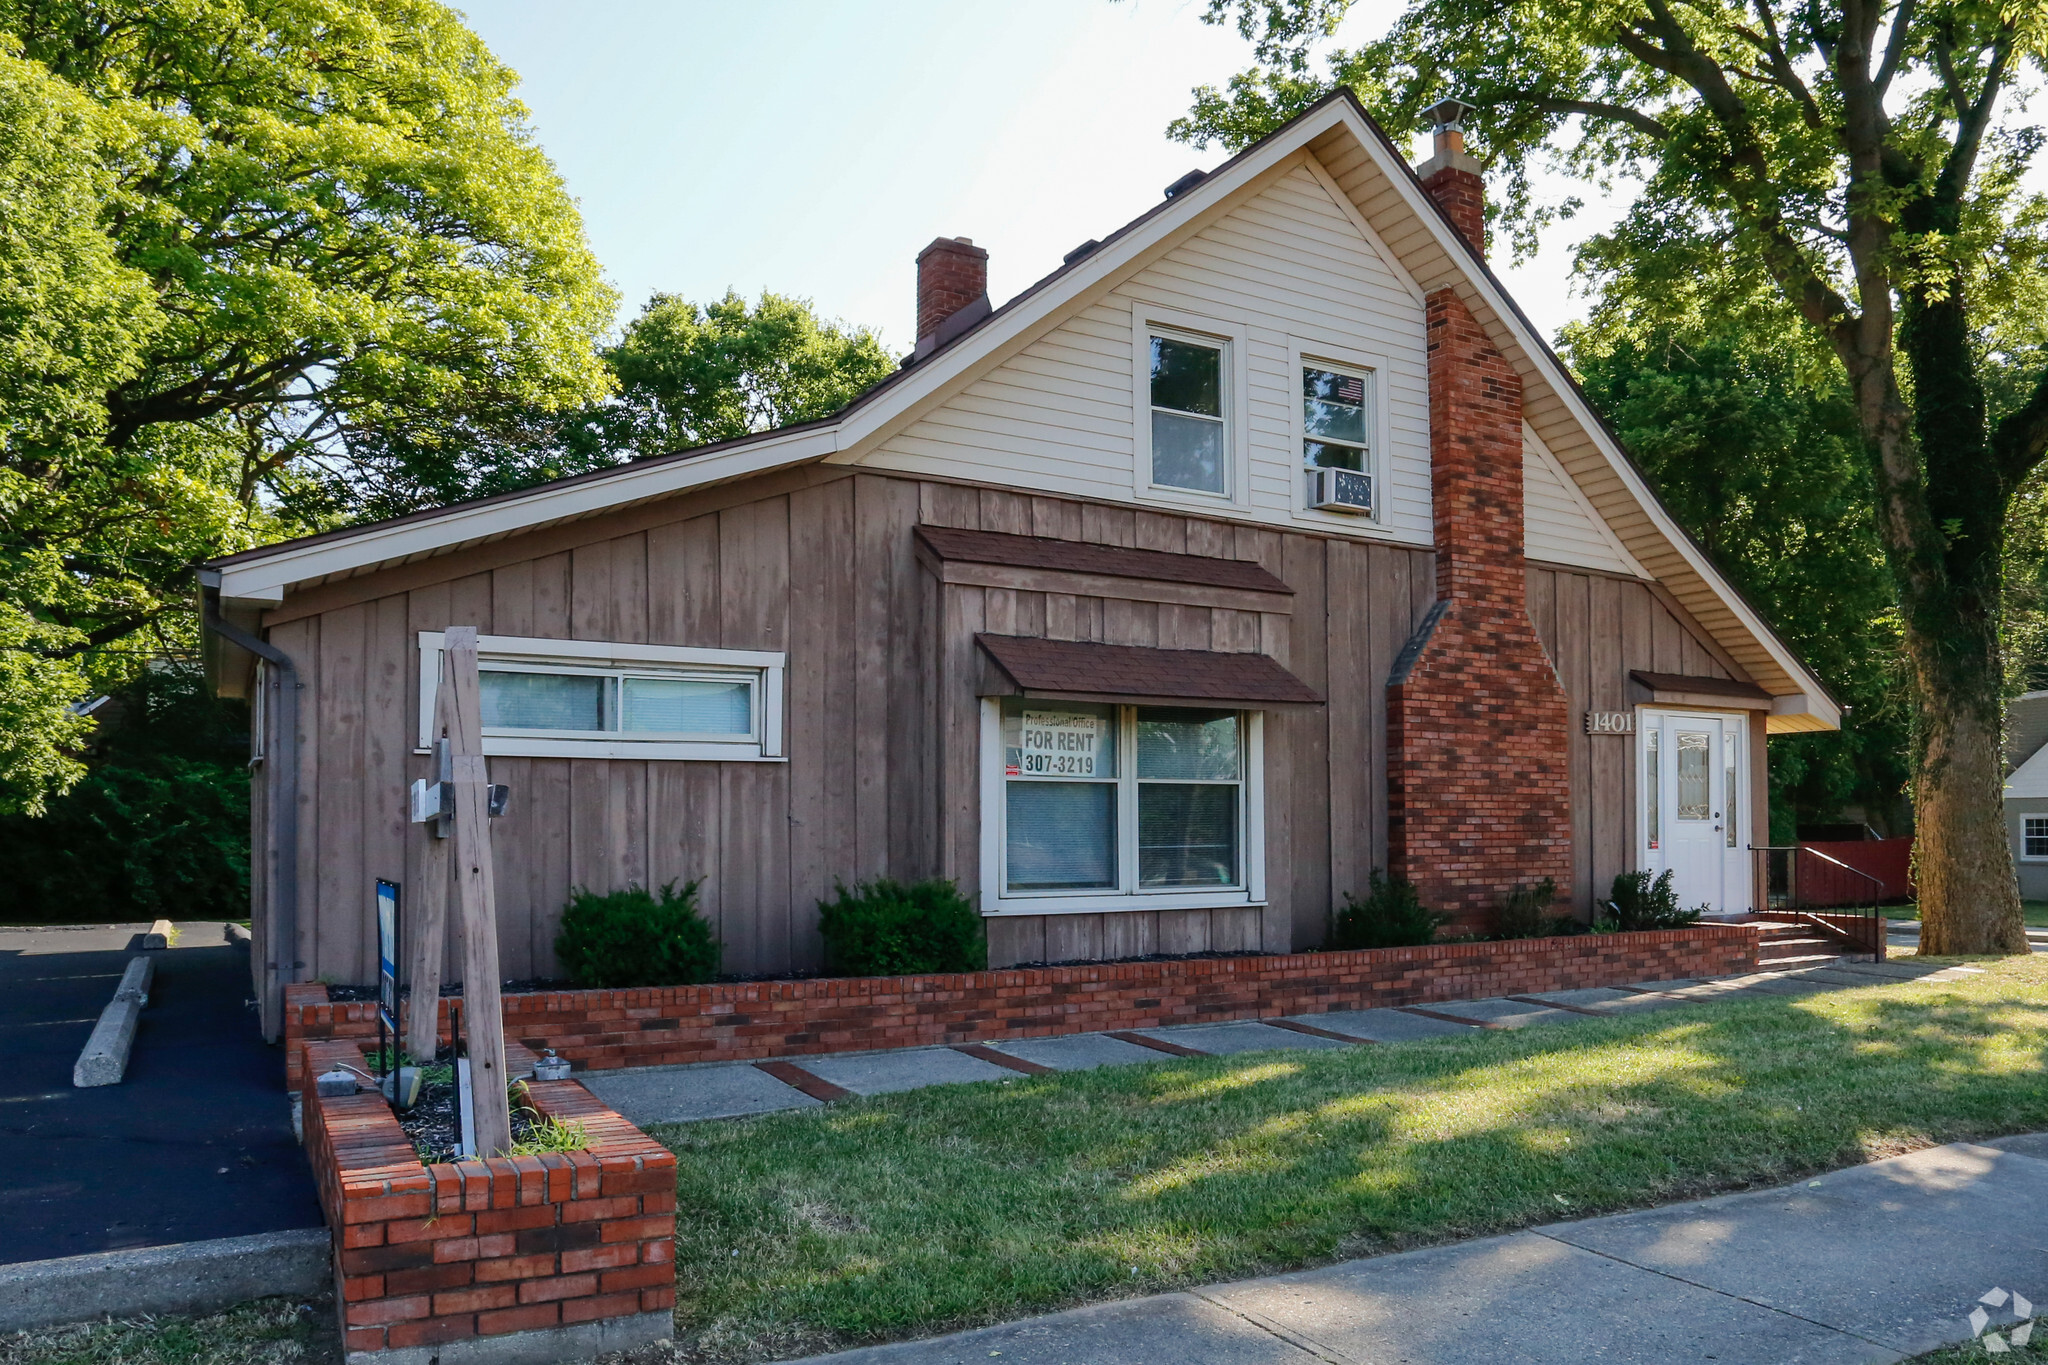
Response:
[[405, 626, 512, 1154], [403, 689, 453, 1065]]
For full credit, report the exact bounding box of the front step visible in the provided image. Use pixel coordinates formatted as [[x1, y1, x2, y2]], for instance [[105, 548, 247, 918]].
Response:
[[1751, 918, 1848, 965]]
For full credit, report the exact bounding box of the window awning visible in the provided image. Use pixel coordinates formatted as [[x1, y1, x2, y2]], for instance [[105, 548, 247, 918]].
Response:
[[1628, 670, 1774, 709], [976, 633, 1323, 708]]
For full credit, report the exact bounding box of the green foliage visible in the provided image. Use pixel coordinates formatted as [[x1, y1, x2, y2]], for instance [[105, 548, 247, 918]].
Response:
[[1493, 877, 1581, 939], [0, 0, 617, 812], [1329, 868, 1448, 949], [554, 881, 719, 989], [1599, 870, 1704, 933], [0, 663, 248, 922], [817, 878, 986, 977]]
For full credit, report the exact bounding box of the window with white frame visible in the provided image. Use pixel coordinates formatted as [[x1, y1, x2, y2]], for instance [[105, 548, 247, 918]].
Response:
[[1302, 364, 1370, 474], [1147, 331, 1228, 495], [2026, 816, 2048, 860], [984, 699, 1264, 912], [417, 632, 784, 760]]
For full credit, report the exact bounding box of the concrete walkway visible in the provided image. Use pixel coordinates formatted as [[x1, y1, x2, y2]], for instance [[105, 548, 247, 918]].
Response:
[[798, 1135, 2048, 1364], [1888, 917, 2048, 954], [584, 955, 1983, 1129]]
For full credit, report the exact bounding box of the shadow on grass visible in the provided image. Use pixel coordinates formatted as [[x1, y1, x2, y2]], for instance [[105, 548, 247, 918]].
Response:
[[660, 959, 2048, 1362]]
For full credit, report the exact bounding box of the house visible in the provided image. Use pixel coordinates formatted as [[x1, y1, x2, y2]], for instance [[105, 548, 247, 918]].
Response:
[[201, 92, 1838, 1036], [2005, 690, 2048, 899]]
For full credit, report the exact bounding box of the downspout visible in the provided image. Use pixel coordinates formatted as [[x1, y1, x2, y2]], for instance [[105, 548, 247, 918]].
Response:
[[202, 582, 300, 1039]]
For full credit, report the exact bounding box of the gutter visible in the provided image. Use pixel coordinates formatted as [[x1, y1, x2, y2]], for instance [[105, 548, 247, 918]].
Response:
[[200, 577, 300, 1036]]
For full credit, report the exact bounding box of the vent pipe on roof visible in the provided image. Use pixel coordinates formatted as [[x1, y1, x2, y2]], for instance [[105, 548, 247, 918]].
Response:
[[913, 236, 991, 362], [1163, 169, 1207, 199]]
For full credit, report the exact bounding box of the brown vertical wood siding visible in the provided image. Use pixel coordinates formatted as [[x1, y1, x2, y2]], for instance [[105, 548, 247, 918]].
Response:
[[251, 469, 1751, 984]]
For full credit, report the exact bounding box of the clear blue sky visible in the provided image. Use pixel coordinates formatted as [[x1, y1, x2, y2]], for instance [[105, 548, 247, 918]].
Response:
[[458, 1, 1608, 353]]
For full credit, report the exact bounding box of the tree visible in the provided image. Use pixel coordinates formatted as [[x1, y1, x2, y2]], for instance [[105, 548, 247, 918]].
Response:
[[332, 290, 899, 520], [1174, 0, 2048, 953], [0, 0, 617, 812]]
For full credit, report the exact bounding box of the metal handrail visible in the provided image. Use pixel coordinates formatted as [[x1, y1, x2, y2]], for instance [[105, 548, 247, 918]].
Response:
[[1748, 844, 1887, 962]]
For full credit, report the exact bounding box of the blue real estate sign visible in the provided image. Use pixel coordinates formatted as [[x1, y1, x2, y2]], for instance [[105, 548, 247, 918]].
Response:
[[376, 880, 400, 1039]]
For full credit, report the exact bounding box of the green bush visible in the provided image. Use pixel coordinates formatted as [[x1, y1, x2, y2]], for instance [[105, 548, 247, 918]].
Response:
[[1329, 869, 1449, 949], [1493, 877, 1584, 939], [554, 881, 719, 988], [1598, 870, 1704, 932], [817, 878, 985, 977]]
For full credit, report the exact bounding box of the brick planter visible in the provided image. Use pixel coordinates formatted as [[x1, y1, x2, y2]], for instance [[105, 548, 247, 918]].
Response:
[[288, 925, 1757, 1086], [298, 1033, 675, 1365]]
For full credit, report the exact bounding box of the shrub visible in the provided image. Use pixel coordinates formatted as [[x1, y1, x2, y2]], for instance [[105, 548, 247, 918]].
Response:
[[1599, 870, 1704, 932], [1329, 869, 1449, 949], [817, 877, 985, 976], [554, 880, 719, 988], [1492, 877, 1588, 938]]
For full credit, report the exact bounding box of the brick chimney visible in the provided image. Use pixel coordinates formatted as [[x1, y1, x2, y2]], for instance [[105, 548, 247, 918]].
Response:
[[1384, 97, 1574, 929], [1417, 98, 1485, 255], [914, 236, 990, 360]]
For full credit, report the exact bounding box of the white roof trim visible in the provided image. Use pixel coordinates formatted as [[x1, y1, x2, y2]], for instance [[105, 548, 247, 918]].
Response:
[[2009, 740, 2048, 798], [208, 94, 1833, 730]]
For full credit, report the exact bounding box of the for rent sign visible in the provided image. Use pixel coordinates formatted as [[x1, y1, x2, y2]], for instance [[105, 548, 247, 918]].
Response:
[[1013, 710, 1104, 777]]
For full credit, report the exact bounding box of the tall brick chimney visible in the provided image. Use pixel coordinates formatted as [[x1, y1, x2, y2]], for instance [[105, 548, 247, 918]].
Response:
[[1385, 96, 1575, 928], [1417, 98, 1485, 255], [914, 236, 991, 360]]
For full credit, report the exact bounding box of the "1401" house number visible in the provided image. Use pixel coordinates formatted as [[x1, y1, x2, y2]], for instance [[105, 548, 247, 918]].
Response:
[[1583, 710, 1635, 735]]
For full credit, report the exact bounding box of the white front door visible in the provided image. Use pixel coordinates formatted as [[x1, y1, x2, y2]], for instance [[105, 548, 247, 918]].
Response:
[[1640, 710, 1752, 914]]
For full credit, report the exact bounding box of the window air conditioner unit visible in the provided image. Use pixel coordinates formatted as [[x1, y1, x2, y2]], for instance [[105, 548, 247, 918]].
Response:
[[1308, 466, 1374, 516]]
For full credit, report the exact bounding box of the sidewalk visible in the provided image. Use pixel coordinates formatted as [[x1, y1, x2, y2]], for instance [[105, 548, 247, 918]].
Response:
[[582, 956, 1977, 1127], [802, 1134, 2048, 1364]]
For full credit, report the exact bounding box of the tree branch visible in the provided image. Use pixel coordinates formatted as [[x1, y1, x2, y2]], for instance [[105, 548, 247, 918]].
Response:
[[1749, 0, 1827, 130], [1521, 94, 1673, 140], [1874, 0, 1919, 99], [1992, 367, 2048, 484]]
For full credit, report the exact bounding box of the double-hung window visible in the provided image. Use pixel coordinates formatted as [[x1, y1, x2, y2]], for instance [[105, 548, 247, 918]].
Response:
[[2026, 816, 2048, 860], [986, 699, 1263, 912], [1148, 331, 1228, 495], [418, 633, 784, 760], [1301, 362, 1375, 516]]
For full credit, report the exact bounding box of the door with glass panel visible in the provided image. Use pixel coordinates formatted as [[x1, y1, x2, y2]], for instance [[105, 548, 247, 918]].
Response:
[[1638, 710, 1750, 914]]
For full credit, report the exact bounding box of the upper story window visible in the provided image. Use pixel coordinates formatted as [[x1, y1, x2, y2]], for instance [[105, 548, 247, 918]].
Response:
[[1302, 363, 1375, 516], [1148, 331, 1227, 495], [418, 632, 784, 761]]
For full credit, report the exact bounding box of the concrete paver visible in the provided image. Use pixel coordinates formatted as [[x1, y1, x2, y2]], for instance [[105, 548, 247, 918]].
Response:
[[1522, 985, 1640, 1010], [1139, 1021, 1354, 1055], [988, 1033, 1168, 1071], [582, 1061, 818, 1124], [799, 1138, 2048, 1364], [1281, 1007, 1478, 1042], [1418, 996, 1576, 1028], [797, 1046, 1016, 1095]]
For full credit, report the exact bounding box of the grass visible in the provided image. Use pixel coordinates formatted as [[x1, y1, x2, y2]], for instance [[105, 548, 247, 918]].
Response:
[[658, 954, 2048, 1362], [1887, 902, 2048, 926], [1909, 1321, 2045, 1361], [0, 1296, 333, 1365]]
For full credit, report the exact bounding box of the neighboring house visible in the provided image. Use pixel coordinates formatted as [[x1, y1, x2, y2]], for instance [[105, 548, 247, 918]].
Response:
[[201, 92, 1837, 1035], [2005, 690, 2048, 899]]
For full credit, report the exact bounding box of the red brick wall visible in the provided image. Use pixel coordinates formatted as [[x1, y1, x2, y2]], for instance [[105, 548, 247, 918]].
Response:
[[300, 1037, 675, 1355], [1386, 284, 1574, 928], [1422, 163, 1486, 255], [287, 927, 1755, 1082], [916, 237, 987, 341]]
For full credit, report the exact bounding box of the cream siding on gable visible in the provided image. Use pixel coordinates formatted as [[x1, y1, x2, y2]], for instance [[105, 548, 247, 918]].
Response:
[[1523, 425, 1647, 577], [854, 157, 1435, 548]]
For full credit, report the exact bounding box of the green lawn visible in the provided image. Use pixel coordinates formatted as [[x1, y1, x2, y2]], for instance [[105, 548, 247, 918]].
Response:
[[1887, 901, 2048, 926], [0, 1296, 333, 1365], [662, 956, 2048, 1362]]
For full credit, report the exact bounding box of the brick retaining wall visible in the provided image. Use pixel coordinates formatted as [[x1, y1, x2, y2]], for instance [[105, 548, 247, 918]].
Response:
[[299, 1036, 675, 1362], [288, 925, 1757, 1087]]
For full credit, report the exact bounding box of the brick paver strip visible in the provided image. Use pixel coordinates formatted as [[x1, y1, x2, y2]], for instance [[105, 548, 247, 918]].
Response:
[[1395, 1005, 1501, 1030], [950, 1044, 1055, 1075], [1107, 1031, 1210, 1057], [1260, 1018, 1375, 1044], [1506, 994, 1608, 1017], [753, 1061, 852, 1102]]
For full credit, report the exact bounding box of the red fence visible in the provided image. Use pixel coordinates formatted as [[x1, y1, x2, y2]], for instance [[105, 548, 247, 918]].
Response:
[[1798, 838, 1914, 905]]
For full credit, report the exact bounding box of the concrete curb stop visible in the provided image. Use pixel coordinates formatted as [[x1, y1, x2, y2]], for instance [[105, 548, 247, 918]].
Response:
[[0, 1227, 331, 1333], [142, 919, 174, 949], [73, 955, 153, 1088], [224, 921, 252, 945]]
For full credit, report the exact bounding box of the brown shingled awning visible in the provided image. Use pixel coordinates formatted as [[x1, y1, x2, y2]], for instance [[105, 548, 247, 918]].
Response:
[[976, 634, 1323, 708], [1628, 670, 1774, 707], [918, 525, 1291, 594]]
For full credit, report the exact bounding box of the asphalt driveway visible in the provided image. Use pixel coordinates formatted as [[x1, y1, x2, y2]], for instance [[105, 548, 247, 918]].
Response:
[[0, 923, 322, 1265]]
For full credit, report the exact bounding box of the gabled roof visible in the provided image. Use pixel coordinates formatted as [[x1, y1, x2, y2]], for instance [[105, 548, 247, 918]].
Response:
[[203, 89, 1836, 733], [2010, 691, 2048, 774]]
